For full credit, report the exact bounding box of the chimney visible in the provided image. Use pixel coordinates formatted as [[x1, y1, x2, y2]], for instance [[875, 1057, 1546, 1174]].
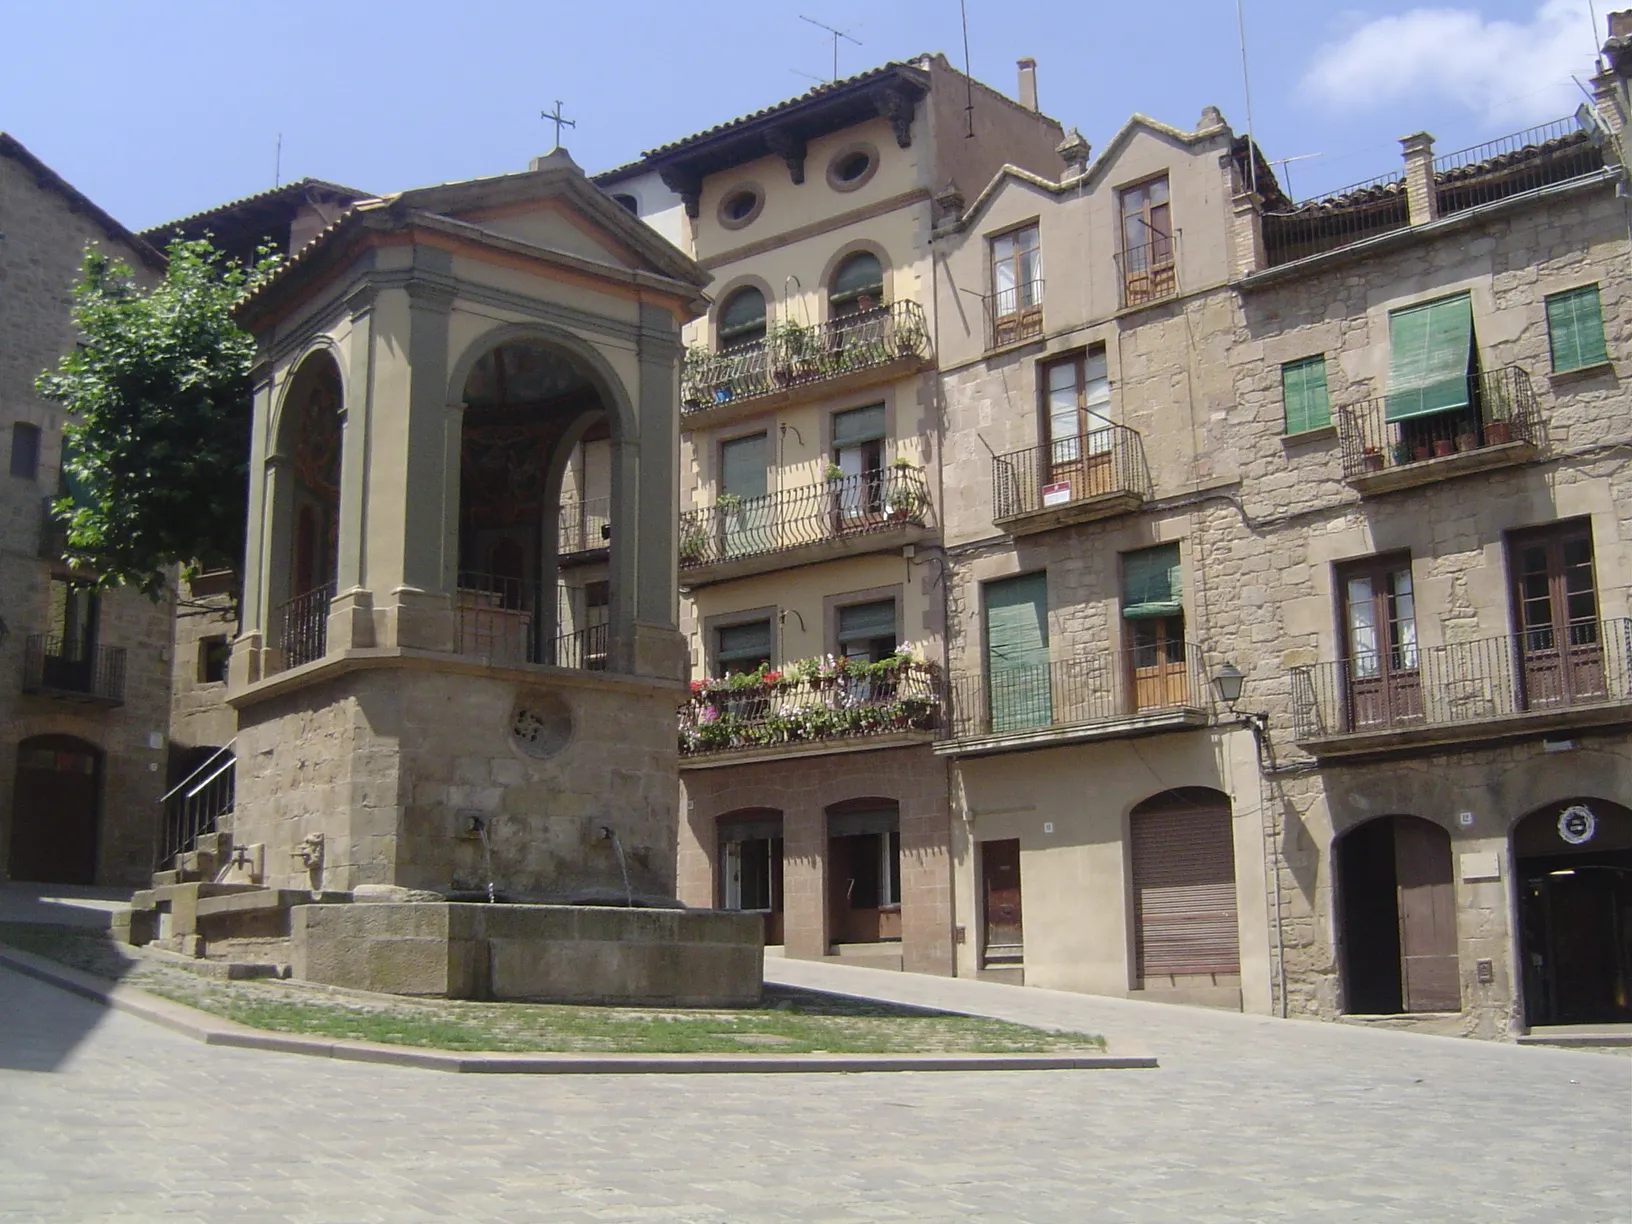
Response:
[[1609, 9, 1632, 38], [1017, 58, 1038, 112]]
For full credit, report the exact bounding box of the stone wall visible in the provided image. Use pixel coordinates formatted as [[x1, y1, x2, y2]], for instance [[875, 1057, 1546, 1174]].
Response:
[[0, 146, 172, 886]]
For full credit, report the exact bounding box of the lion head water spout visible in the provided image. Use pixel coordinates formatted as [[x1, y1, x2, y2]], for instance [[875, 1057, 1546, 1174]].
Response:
[[599, 825, 633, 908]]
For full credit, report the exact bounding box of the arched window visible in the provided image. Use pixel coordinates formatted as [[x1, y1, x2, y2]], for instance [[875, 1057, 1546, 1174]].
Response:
[[718, 287, 767, 347], [829, 252, 884, 317]]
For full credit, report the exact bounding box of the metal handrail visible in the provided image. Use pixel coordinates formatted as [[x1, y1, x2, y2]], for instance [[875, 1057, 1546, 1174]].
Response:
[[1336, 365, 1540, 481], [990, 426, 1151, 521], [159, 739, 237, 805]]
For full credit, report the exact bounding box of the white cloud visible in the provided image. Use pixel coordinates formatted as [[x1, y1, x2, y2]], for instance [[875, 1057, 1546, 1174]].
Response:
[[1301, 0, 1599, 124]]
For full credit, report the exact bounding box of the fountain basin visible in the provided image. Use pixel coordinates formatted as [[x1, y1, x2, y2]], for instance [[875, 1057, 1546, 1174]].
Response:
[[291, 902, 763, 1005]]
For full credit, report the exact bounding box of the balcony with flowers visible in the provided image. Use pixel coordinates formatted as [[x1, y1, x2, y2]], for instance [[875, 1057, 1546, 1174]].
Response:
[[678, 647, 944, 765]]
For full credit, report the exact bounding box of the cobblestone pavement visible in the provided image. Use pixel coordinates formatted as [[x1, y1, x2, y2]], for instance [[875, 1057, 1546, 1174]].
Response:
[[1, 957, 1628, 1224]]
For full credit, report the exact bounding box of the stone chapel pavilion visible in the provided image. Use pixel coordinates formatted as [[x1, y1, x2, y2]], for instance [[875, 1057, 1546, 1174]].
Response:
[[223, 152, 711, 902]]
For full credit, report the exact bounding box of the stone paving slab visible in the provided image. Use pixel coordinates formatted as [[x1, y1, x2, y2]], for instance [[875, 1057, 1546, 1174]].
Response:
[[3, 958, 1630, 1222]]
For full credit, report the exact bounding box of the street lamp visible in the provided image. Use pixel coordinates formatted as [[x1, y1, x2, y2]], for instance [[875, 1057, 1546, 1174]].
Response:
[[1212, 660, 1269, 761]]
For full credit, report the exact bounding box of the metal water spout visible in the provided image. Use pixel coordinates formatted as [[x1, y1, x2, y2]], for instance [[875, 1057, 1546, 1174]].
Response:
[[471, 815, 496, 904], [599, 825, 634, 908]]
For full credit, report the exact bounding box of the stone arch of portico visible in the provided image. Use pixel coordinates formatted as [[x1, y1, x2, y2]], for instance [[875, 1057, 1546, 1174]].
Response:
[[268, 335, 351, 456], [445, 321, 638, 446]]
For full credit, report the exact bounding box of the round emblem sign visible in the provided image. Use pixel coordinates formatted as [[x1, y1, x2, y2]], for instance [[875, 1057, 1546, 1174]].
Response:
[[1557, 804, 1597, 846]]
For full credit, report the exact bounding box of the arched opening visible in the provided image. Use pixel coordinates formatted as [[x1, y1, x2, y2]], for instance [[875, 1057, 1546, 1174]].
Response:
[[1514, 798, 1632, 1026], [827, 798, 900, 947], [7, 735, 102, 884], [717, 808, 784, 945], [1335, 814, 1459, 1015], [717, 286, 767, 348], [456, 338, 613, 669], [828, 251, 884, 317], [1129, 788, 1240, 995], [276, 352, 342, 668]]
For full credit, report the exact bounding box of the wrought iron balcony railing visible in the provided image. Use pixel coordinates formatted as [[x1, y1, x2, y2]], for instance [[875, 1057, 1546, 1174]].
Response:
[[1434, 117, 1605, 217], [277, 582, 333, 670], [454, 571, 609, 671], [1114, 233, 1180, 308], [558, 496, 610, 556], [680, 301, 930, 414], [680, 660, 942, 757], [1336, 365, 1540, 483], [679, 466, 930, 572], [985, 279, 1045, 349], [991, 426, 1150, 524], [22, 634, 126, 705], [1291, 619, 1632, 743], [946, 643, 1210, 740]]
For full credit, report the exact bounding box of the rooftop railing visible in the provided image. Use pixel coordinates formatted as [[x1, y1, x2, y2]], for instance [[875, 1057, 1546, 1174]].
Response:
[[679, 466, 930, 572], [1263, 172, 1409, 266], [1434, 118, 1605, 216], [1114, 233, 1180, 308], [991, 426, 1150, 524], [1290, 619, 1632, 742], [1336, 365, 1540, 482], [680, 659, 942, 757], [946, 643, 1210, 740], [22, 634, 126, 705], [680, 301, 930, 414]]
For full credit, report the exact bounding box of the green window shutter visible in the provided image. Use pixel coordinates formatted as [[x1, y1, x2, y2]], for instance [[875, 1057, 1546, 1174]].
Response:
[[1122, 543, 1182, 620], [718, 620, 773, 667], [838, 599, 897, 643], [1386, 293, 1474, 422], [833, 403, 886, 448], [1282, 356, 1330, 434], [57, 438, 95, 511], [720, 434, 767, 499], [830, 252, 884, 304], [984, 572, 1051, 732], [1546, 285, 1608, 373]]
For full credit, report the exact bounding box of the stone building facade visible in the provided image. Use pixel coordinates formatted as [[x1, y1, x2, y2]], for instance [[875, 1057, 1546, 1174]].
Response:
[[649, 57, 1065, 973], [927, 34, 1632, 1036], [0, 134, 174, 886]]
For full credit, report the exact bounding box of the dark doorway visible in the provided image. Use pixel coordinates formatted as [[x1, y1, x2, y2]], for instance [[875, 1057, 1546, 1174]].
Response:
[[826, 800, 900, 946], [1516, 798, 1632, 1027], [717, 809, 785, 946], [7, 736, 102, 884], [980, 838, 1023, 965], [1337, 815, 1460, 1014]]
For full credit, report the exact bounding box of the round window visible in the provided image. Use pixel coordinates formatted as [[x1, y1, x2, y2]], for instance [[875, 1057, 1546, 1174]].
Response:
[[826, 143, 879, 193], [836, 151, 871, 182], [718, 185, 764, 230], [509, 691, 574, 759]]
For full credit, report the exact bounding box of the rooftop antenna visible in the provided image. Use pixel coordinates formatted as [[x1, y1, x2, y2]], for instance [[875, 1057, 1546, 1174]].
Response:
[[1588, 0, 1605, 72], [1268, 152, 1322, 200], [273, 133, 282, 189], [541, 100, 576, 150], [1235, 0, 1258, 196], [800, 15, 861, 83], [790, 68, 826, 85], [959, 0, 975, 138]]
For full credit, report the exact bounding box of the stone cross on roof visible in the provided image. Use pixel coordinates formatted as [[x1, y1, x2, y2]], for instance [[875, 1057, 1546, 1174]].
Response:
[[541, 100, 576, 149]]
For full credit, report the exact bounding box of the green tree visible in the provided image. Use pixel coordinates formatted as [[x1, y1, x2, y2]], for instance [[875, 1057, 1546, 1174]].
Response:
[[35, 238, 279, 603]]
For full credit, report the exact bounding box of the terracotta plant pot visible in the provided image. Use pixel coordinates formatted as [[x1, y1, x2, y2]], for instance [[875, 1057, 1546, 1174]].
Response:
[[1432, 438, 1455, 458], [1486, 420, 1512, 445], [1413, 445, 1432, 462], [1361, 451, 1385, 473]]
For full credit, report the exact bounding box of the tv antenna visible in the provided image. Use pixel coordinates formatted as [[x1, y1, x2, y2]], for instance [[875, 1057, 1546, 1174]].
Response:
[[274, 133, 282, 189], [1268, 152, 1323, 200], [541, 100, 576, 149], [800, 15, 861, 83]]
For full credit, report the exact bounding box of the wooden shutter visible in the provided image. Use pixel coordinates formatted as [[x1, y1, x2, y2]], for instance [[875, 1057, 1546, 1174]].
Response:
[[1385, 294, 1473, 422], [833, 404, 886, 448], [1282, 355, 1330, 435], [1121, 544, 1183, 620], [984, 572, 1051, 732], [1393, 818, 1461, 1012], [1131, 802, 1241, 979], [720, 434, 767, 499], [1546, 285, 1608, 373]]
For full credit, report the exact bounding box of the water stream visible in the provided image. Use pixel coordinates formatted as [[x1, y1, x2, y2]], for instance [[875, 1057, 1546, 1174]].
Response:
[[476, 819, 496, 904], [602, 826, 633, 908]]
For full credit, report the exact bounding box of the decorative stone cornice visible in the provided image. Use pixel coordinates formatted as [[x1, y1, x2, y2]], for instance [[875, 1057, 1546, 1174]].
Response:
[[873, 85, 917, 148], [763, 127, 808, 185]]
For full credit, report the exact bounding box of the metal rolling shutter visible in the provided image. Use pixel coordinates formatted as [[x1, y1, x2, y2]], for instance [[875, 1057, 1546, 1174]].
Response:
[[1131, 803, 1241, 979]]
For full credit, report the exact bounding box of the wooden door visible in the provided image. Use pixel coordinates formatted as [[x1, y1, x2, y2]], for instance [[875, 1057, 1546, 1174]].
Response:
[[1512, 524, 1604, 710], [1120, 176, 1175, 305], [1131, 615, 1188, 711], [981, 839, 1023, 964], [1393, 817, 1461, 1012], [7, 738, 100, 885], [1341, 558, 1421, 730], [1043, 353, 1113, 502], [1131, 798, 1240, 982], [985, 573, 1051, 732]]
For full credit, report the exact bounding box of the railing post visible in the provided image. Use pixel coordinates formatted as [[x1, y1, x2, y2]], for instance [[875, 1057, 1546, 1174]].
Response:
[[1400, 132, 1439, 225]]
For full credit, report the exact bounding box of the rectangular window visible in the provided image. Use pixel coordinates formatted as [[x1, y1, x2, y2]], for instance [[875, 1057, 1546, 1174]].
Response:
[[1385, 293, 1474, 422], [1121, 544, 1186, 710], [198, 636, 230, 684], [716, 619, 773, 676], [1044, 350, 1112, 467], [1508, 521, 1604, 708], [719, 432, 769, 556], [1282, 355, 1331, 434], [832, 404, 887, 523], [984, 572, 1050, 731], [1545, 285, 1609, 374], [989, 223, 1042, 344], [10, 422, 41, 480], [1120, 176, 1174, 305], [836, 598, 897, 664], [1338, 554, 1421, 729]]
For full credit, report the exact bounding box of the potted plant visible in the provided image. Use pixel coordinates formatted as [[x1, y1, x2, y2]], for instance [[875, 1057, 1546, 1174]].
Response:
[[1360, 446, 1385, 473], [679, 521, 710, 565], [891, 307, 927, 357], [1431, 437, 1456, 458], [1393, 439, 1415, 467], [770, 318, 817, 384], [1455, 429, 1479, 453]]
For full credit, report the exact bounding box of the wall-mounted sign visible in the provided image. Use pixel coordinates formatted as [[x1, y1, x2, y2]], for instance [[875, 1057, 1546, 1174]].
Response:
[[1041, 481, 1072, 507], [1558, 804, 1598, 846]]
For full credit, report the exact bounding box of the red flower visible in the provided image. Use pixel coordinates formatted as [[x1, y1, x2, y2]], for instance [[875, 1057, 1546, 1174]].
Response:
[[689, 680, 704, 693], [763, 670, 782, 684]]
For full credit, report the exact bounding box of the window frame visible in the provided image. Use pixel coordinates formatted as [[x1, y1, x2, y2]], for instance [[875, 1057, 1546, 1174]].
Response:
[[1118, 174, 1175, 305], [10, 422, 43, 480], [716, 285, 768, 348], [988, 221, 1043, 339], [1544, 284, 1610, 374], [1281, 354, 1332, 435], [834, 596, 899, 664], [713, 616, 775, 677]]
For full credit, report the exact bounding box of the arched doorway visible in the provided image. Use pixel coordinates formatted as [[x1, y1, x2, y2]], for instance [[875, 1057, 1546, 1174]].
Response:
[[1335, 815, 1459, 1014], [278, 352, 342, 669], [1515, 798, 1632, 1026], [7, 735, 102, 884], [456, 338, 612, 668], [1129, 788, 1240, 991], [717, 809, 784, 945], [827, 798, 900, 946]]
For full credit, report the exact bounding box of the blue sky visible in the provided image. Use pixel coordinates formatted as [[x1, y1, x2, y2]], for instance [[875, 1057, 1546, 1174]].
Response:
[[0, 0, 1608, 230]]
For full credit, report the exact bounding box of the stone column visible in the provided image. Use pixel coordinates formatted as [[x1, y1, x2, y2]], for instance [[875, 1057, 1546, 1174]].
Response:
[[1230, 192, 1266, 278], [328, 290, 376, 651], [231, 369, 277, 687], [1400, 132, 1438, 226], [631, 305, 686, 680], [393, 278, 456, 652]]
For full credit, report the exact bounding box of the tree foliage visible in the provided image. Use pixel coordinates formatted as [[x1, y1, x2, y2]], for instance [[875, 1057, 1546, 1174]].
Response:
[[35, 238, 279, 601]]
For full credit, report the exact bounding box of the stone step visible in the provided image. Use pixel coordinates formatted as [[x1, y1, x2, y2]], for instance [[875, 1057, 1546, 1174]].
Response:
[[151, 870, 182, 887]]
